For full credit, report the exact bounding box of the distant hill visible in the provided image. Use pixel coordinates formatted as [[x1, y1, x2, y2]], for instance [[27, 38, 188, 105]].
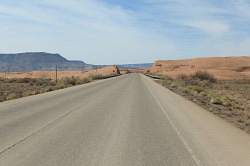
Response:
[[148, 56, 250, 80], [118, 63, 153, 69], [0, 52, 92, 72]]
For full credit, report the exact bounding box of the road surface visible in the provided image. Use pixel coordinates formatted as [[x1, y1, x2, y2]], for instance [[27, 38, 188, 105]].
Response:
[[0, 74, 250, 166]]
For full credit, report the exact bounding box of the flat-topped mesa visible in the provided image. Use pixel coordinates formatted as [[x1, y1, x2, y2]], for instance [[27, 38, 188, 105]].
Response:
[[0, 52, 88, 72]]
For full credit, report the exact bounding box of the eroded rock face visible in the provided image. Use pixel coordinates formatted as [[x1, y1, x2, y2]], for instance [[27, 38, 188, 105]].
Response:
[[148, 56, 250, 80]]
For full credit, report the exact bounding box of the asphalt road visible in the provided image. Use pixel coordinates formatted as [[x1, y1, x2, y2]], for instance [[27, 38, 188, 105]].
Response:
[[0, 74, 250, 166]]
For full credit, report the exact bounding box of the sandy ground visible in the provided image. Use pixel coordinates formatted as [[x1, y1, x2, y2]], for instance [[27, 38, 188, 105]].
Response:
[[0, 66, 120, 80], [148, 56, 250, 80]]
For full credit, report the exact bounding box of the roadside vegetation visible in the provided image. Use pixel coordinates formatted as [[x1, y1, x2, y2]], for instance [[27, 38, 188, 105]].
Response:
[[155, 71, 250, 133], [0, 74, 119, 102]]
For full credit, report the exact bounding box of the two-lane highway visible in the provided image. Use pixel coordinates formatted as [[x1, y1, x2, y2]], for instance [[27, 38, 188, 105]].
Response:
[[0, 74, 250, 166]]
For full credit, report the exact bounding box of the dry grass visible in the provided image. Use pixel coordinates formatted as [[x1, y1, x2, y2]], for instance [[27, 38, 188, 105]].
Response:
[[156, 71, 250, 133], [0, 77, 90, 102], [0, 66, 121, 102], [148, 56, 250, 80], [0, 66, 120, 80]]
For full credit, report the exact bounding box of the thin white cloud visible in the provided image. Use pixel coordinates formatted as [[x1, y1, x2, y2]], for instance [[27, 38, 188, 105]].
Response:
[[232, 0, 250, 18], [0, 0, 177, 64], [185, 20, 230, 34], [134, 0, 232, 36], [0, 0, 249, 64]]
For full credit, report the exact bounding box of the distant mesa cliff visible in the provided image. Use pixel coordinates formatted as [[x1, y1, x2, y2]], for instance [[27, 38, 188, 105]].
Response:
[[0, 52, 91, 72]]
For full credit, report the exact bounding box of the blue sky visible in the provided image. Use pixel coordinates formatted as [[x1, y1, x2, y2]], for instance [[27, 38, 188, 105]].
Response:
[[0, 0, 250, 64]]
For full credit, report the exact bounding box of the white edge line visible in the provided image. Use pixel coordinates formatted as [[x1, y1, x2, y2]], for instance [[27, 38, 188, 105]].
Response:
[[144, 78, 203, 166]]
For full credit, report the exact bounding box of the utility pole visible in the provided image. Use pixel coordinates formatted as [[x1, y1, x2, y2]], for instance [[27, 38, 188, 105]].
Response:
[[4, 66, 9, 80], [55, 65, 58, 83], [4, 71, 7, 80], [81, 65, 85, 73]]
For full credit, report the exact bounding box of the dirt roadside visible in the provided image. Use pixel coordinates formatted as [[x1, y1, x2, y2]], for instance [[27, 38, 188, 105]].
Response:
[[153, 72, 250, 134]]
